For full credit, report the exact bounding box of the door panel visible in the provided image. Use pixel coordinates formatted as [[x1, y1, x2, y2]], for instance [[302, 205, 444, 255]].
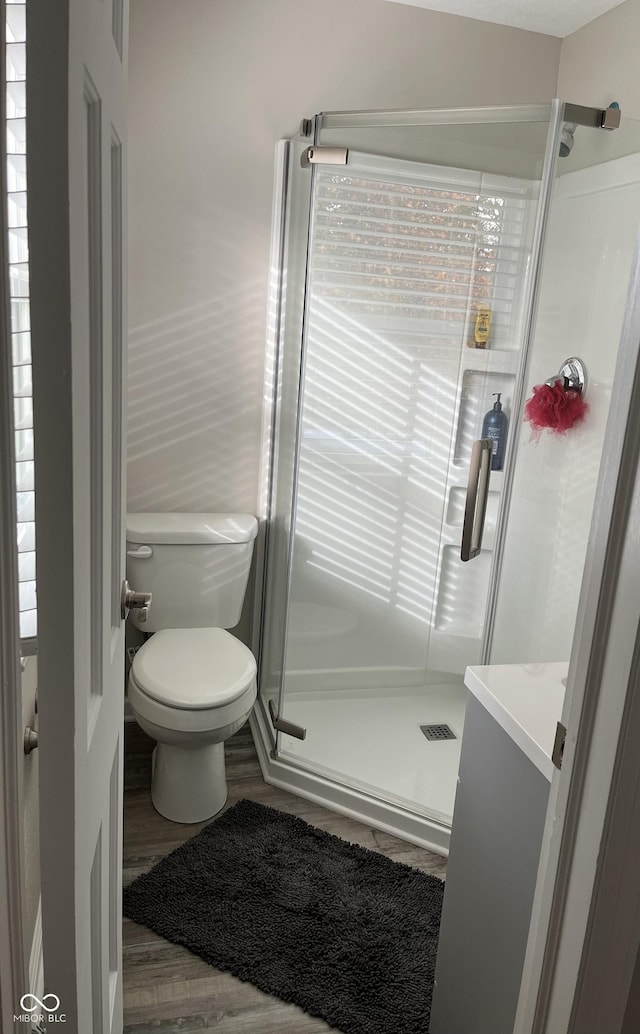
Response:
[[27, 1, 128, 1030]]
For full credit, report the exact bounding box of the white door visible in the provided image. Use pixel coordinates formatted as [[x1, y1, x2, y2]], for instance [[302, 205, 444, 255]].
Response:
[[27, 0, 128, 1030]]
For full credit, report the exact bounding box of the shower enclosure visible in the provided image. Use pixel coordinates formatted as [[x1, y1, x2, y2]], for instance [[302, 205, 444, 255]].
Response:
[[252, 100, 640, 852]]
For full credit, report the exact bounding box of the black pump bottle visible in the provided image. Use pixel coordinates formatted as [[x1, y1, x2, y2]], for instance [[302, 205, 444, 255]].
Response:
[[481, 393, 508, 471]]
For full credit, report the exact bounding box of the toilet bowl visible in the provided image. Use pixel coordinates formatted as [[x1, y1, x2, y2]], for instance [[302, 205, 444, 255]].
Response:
[[128, 627, 257, 822], [125, 512, 259, 824]]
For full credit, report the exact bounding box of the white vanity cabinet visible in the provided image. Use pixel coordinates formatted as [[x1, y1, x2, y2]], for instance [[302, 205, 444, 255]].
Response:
[[429, 663, 567, 1034]]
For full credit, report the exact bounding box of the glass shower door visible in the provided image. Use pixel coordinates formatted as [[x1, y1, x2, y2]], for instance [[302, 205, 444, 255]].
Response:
[[262, 106, 558, 827]]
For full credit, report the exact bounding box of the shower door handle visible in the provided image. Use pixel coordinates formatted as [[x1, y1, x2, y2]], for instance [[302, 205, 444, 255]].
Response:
[[461, 438, 492, 562], [268, 698, 307, 741]]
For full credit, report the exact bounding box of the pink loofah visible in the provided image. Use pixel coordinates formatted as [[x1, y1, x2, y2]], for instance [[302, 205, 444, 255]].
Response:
[[524, 379, 588, 438]]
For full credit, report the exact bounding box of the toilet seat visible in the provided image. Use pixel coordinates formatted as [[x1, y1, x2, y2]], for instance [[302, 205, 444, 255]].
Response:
[[132, 627, 256, 709], [128, 627, 257, 734]]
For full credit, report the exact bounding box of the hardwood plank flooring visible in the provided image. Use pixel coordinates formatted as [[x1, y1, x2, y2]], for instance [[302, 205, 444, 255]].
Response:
[[123, 720, 447, 1033]]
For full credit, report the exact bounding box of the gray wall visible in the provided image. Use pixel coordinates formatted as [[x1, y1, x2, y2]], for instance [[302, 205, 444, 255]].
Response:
[[558, 0, 640, 118], [126, 0, 561, 518]]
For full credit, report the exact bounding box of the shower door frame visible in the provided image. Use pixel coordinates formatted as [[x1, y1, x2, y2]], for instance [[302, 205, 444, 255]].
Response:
[[252, 99, 618, 852]]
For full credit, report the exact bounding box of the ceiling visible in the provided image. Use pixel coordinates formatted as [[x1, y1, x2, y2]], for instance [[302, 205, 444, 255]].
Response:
[[383, 0, 626, 37]]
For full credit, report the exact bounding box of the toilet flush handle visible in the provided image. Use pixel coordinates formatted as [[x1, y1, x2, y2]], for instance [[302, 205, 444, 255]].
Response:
[[121, 579, 152, 622], [127, 544, 153, 559]]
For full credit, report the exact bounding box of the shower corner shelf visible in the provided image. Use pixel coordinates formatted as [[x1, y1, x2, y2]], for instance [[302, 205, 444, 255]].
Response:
[[463, 349, 520, 374]]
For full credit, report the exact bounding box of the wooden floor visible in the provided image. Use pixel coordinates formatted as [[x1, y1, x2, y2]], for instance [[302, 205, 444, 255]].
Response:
[[123, 720, 447, 1033]]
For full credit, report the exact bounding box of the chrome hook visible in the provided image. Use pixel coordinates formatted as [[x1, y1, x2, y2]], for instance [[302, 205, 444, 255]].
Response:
[[544, 356, 587, 396]]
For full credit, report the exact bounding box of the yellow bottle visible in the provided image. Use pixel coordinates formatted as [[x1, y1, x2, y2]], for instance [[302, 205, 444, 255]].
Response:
[[472, 307, 491, 349]]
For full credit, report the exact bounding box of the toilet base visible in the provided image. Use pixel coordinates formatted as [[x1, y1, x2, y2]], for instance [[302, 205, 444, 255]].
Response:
[[151, 741, 227, 823]]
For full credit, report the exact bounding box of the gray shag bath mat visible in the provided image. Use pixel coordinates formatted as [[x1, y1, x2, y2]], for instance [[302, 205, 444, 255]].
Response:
[[122, 798, 444, 1034]]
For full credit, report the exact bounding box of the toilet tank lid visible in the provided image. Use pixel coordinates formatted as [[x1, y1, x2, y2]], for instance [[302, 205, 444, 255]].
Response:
[[126, 512, 258, 544]]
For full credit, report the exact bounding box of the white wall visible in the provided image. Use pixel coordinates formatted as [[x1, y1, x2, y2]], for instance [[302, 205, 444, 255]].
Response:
[[127, 0, 561, 516]]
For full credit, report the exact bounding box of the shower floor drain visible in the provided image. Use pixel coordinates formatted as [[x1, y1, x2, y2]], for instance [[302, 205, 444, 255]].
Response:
[[420, 723, 456, 741]]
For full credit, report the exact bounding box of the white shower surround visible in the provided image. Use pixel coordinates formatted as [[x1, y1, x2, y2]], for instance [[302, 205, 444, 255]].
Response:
[[491, 150, 640, 664]]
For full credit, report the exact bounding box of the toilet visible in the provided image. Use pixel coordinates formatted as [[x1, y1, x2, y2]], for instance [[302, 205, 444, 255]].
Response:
[[126, 512, 258, 823]]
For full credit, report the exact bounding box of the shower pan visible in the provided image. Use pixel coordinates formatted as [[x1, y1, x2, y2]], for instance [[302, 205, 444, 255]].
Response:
[[251, 100, 640, 852]]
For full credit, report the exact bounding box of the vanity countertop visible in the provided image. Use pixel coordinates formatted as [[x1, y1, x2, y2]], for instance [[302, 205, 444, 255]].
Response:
[[464, 661, 568, 781]]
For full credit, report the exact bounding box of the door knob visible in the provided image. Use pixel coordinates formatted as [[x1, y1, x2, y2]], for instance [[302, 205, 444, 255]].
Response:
[[24, 727, 38, 755], [121, 580, 152, 620]]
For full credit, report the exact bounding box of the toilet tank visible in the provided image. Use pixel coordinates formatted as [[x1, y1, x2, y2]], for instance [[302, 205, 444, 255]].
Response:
[[126, 513, 258, 633]]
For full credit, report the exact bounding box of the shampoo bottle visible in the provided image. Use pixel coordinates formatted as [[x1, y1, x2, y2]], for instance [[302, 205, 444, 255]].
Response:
[[471, 307, 491, 348], [481, 393, 508, 471]]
